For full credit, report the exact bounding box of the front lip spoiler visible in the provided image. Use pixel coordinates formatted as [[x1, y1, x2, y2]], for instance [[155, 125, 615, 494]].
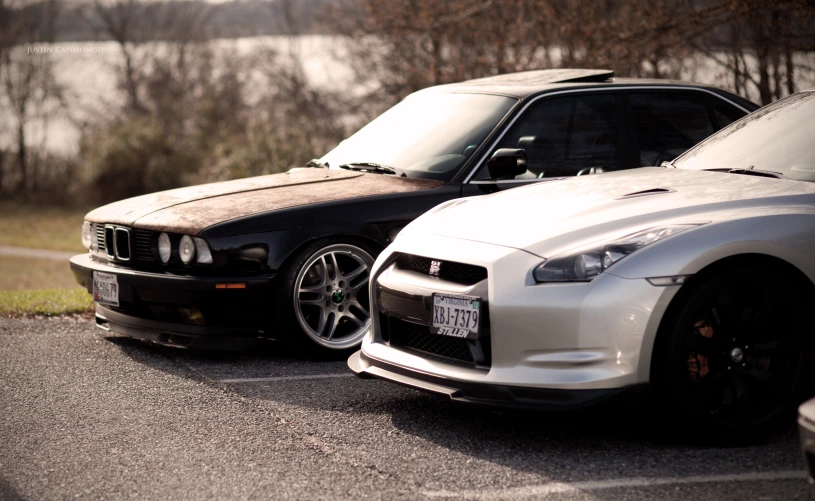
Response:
[[96, 305, 263, 350], [349, 349, 646, 411]]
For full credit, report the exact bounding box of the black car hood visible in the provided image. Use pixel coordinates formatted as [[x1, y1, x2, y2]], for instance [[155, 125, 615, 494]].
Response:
[[85, 169, 443, 234]]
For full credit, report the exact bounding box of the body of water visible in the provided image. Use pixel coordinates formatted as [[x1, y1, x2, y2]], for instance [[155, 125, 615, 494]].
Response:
[[1, 36, 813, 154]]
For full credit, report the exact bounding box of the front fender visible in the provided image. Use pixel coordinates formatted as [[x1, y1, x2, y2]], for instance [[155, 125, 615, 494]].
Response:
[[607, 212, 815, 285], [201, 186, 461, 272]]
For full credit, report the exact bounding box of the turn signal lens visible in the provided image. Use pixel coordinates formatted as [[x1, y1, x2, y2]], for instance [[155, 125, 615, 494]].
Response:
[[81, 222, 93, 249], [179, 235, 195, 264], [194, 237, 213, 264], [216, 283, 246, 289], [158, 233, 171, 263]]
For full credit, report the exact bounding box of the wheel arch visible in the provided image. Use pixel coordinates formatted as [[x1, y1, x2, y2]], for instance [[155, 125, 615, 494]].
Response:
[[648, 252, 815, 383], [275, 232, 386, 280]]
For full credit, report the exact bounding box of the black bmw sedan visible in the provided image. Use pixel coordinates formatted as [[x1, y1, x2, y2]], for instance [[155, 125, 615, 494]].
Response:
[[70, 68, 758, 353]]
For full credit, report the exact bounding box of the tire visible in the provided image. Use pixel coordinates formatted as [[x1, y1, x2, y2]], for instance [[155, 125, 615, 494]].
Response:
[[275, 238, 378, 357], [652, 266, 811, 442]]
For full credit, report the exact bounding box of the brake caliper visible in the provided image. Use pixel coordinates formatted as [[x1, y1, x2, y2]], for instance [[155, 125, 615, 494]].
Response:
[[688, 318, 714, 383]]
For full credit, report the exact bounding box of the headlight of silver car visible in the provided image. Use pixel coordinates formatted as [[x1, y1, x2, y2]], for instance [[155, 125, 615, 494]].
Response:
[[81, 221, 93, 249], [532, 224, 703, 283]]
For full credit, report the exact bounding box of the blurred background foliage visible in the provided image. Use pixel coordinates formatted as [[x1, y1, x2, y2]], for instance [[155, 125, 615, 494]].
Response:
[[0, 0, 813, 206]]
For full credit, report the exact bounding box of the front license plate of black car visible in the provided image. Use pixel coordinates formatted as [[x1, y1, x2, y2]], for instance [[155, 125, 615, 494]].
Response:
[[431, 294, 480, 338], [92, 271, 119, 307]]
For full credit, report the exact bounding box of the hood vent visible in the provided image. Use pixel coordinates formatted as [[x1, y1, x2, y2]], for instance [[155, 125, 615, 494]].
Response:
[[617, 188, 676, 200]]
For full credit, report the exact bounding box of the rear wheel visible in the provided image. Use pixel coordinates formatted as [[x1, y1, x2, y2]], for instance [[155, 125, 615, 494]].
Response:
[[278, 240, 376, 355], [654, 267, 810, 441]]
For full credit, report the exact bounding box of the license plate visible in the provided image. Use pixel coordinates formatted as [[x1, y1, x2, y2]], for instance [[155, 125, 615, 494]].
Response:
[[92, 271, 119, 307], [431, 294, 480, 338]]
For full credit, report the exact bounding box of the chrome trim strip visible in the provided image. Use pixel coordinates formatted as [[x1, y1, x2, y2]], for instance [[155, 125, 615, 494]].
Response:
[[469, 177, 568, 185], [112, 226, 131, 262], [462, 85, 751, 184], [104, 225, 115, 258]]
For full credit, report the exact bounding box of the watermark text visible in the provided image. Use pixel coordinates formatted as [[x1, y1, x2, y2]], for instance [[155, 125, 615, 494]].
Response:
[[27, 46, 104, 54]]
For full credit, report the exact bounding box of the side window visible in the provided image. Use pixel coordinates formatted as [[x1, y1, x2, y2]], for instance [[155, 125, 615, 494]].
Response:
[[712, 102, 744, 129], [629, 92, 716, 166], [474, 94, 618, 180]]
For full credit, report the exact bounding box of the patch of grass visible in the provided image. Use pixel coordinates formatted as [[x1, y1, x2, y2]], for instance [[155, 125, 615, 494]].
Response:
[[0, 202, 90, 252], [0, 288, 93, 316], [0, 256, 78, 290], [0, 256, 93, 317]]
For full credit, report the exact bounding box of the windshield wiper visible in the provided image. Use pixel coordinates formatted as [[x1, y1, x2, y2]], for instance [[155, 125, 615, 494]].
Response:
[[340, 162, 406, 177], [702, 166, 785, 179], [306, 159, 329, 169]]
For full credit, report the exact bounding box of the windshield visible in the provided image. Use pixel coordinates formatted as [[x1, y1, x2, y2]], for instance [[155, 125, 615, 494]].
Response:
[[674, 90, 815, 182], [320, 92, 516, 181]]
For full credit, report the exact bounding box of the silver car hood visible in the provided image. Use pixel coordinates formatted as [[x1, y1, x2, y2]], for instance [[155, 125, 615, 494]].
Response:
[[416, 167, 815, 257]]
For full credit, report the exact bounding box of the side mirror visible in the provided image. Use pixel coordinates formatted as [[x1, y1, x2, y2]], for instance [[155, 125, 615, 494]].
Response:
[[487, 148, 528, 179]]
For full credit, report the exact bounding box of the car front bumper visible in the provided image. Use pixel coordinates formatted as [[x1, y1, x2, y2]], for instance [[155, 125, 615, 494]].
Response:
[[70, 253, 276, 348], [353, 234, 681, 404]]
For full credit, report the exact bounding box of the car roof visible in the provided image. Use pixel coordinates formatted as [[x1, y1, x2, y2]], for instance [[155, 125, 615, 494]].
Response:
[[421, 69, 737, 100]]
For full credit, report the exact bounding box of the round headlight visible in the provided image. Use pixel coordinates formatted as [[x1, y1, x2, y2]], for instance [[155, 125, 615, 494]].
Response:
[[179, 235, 195, 264], [81, 222, 93, 249], [158, 233, 171, 263]]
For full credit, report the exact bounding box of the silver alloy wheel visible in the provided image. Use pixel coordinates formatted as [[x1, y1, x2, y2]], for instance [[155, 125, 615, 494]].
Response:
[[293, 243, 375, 349]]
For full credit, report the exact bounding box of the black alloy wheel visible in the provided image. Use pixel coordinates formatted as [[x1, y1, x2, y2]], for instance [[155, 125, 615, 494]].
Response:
[[655, 267, 811, 441]]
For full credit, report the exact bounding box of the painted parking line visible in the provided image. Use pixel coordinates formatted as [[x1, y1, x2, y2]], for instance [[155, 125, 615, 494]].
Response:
[[218, 373, 356, 383], [422, 470, 807, 499]]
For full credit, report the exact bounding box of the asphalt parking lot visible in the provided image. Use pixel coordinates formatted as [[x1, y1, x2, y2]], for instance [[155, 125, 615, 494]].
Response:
[[0, 316, 812, 500]]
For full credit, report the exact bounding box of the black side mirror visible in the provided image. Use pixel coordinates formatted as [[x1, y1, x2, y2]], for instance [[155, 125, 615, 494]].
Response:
[[487, 148, 527, 179]]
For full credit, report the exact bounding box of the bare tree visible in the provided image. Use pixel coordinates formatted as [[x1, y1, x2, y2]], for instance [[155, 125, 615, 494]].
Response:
[[330, 0, 814, 107], [1, 0, 61, 195], [693, 0, 815, 104], [85, 0, 214, 114]]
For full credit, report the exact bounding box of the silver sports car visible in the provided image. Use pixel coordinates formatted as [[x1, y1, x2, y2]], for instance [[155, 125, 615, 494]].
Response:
[[349, 89, 815, 438]]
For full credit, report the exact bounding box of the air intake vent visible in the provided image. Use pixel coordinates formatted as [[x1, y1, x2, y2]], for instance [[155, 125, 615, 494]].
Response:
[[95, 224, 106, 253], [617, 188, 676, 199], [381, 314, 491, 368], [396, 254, 488, 286], [132, 229, 155, 262]]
